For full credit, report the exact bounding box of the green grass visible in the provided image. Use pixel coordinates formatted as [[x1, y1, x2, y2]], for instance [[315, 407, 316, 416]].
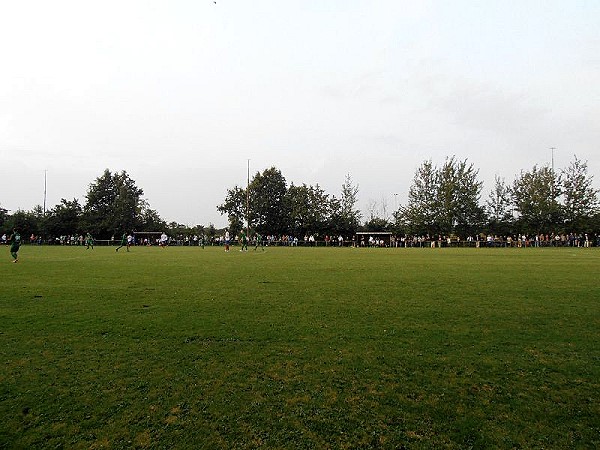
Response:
[[1, 245, 599, 449]]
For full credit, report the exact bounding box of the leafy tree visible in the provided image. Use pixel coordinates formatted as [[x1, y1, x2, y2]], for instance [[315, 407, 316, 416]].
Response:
[[446, 157, 485, 237], [0, 205, 9, 230], [219, 168, 363, 238], [4, 209, 40, 239], [217, 185, 246, 237], [363, 217, 390, 232], [44, 199, 82, 238], [400, 157, 484, 237], [433, 157, 485, 236], [248, 167, 290, 235], [486, 175, 514, 235], [113, 171, 145, 232], [167, 222, 190, 241], [561, 155, 598, 231], [435, 158, 457, 234], [337, 174, 361, 235], [193, 224, 206, 238], [137, 200, 167, 232], [31, 205, 45, 223], [82, 169, 145, 238], [206, 223, 217, 243], [390, 210, 408, 236], [82, 169, 114, 236], [287, 183, 331, 237], [400, 160, 442, 236], [590, 212, 600, 235], [511, 165, 562, 234]]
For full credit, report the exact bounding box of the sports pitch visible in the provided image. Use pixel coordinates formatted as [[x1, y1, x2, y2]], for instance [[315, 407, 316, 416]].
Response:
[[1, 245, 599, 448]]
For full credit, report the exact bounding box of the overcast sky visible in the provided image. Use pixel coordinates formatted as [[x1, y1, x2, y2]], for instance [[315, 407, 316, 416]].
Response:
[[1, 0, 599, 227]]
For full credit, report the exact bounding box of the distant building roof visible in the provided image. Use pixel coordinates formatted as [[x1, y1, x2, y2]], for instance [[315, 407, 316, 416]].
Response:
[[355, 231, 392, 235]]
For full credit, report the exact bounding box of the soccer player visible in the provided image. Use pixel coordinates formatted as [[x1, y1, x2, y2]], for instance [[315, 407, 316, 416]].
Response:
[[240, 231, 248, 252], [224, 230, 230, 252], [85, 232, 94, 249], [159, 232, 168, 248], [253, 232, 264, 251], [116, 232, 127, 252], [8, 228, 21, 262]]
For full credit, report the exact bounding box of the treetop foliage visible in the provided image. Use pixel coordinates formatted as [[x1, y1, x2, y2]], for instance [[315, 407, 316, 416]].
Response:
[[2, 156, 599, 240], [218, 156, 598, 237], [218, 167, 363, 237]]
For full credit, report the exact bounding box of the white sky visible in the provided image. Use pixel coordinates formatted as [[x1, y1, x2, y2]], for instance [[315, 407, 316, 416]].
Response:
[[1, 0, 599, 227]]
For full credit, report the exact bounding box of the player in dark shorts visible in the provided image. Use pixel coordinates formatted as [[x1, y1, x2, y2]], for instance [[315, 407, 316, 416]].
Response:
[[254, 233, 264, 251], [240, 231, 248, 252], [9, 228, 21, 262], [85, 232, 94, 249]]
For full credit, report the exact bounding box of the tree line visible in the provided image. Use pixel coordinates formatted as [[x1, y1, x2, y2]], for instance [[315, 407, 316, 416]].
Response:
[[218, 168, 362, 239], [1, 156, 598, 243], [0, 169, 215, 242], [399, 155, 598, 237], [219, 156, 599, 238]]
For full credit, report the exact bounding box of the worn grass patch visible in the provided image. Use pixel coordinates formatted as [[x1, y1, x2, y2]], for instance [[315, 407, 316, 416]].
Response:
[[1, 245, 599, 448]]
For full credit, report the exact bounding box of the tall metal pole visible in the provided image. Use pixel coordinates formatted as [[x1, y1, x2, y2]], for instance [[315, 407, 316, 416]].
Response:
[[550, 147, 556, 198], [246, 159, 250, 238], [43, 170, 47, 215]]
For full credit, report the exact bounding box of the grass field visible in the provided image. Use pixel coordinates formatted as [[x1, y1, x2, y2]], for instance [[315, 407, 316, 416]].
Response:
[[1, 245, 599, 449]]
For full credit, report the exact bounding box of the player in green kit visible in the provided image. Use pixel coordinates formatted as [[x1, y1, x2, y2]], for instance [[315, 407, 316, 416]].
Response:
[[115, 232, 127, 252], [85, 232, 94, 249], [9, 228, 21, 262], [254, 232, 264, 251], [240, 231, 248, 252]]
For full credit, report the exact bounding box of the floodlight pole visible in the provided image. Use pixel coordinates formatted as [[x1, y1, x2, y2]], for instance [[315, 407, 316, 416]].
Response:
[[550, 147, 556, 198], [43, 170, 47, 215], [246, 159, 250, 238]]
